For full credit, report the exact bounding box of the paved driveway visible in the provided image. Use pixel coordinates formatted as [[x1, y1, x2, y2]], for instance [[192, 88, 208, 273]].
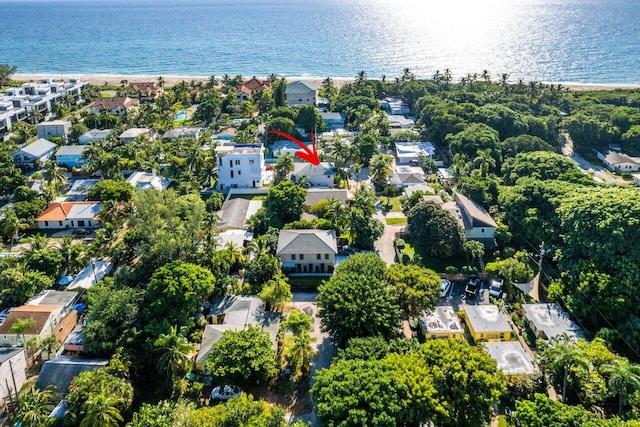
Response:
[[373, 206, 403, 266]]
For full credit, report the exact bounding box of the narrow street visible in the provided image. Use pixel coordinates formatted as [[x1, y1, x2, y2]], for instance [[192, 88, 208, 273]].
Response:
[[560, 134, 628, 185]]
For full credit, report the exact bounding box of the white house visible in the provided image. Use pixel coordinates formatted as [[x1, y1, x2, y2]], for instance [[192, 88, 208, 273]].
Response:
[[216, 144, 264, 191], [12, 138, 58, 168], [66, 179, 101, 201], [285, 81, 317, 106], [34, 201, 101, 229], [126, 171, 171, 191], [0, 290, 78, 346], [0, 348, 27, 406], [598, 151, 640, 173], [395, 141, 435, 165], [119, 128, 152, 143], [37, 120, 71, 142], [291, 162, 335, 188], [443, 193, 497, 248], [78, 129, 113, 145]]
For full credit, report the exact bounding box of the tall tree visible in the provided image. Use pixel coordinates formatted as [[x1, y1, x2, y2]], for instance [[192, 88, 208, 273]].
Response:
[[273, 154, 294, 184], [541, 337, 591, 403], [601, 358, 640, 416], [153, 326, 196, 393], [16, 385, 57, 427], [385, 264, 441, 317]]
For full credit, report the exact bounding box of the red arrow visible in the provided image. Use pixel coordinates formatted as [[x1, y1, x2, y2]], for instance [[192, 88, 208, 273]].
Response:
[[267, 130, 320, 165]]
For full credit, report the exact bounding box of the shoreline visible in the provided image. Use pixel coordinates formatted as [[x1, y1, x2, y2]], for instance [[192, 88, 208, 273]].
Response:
[[13, 73, 640, 92]]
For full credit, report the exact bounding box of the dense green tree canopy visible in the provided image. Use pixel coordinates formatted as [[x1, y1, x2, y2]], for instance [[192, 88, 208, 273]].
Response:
[[263, 180, 306, 228], [84, 280, 143, 356], [312, 358, 408, 427], [205, 325, 278, 387], [385, 264, 441, 316], [406, 201, 465, 258], [87, 179, 135, 202], [333, 252, 388, 281], [144, 260, 215, 330], [318, 271, 399, 347], [501, 151, 591, 185], [447, 123, 501, 161]]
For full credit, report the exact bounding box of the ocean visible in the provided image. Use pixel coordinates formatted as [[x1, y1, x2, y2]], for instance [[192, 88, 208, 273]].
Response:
[[0, 0, 639, 84]]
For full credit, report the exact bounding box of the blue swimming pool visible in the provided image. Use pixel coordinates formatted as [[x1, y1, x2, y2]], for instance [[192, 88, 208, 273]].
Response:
[[174, 111, 186, 121]]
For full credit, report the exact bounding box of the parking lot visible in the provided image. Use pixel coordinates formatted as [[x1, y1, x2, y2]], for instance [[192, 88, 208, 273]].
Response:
[[439, 279, 492, 310]]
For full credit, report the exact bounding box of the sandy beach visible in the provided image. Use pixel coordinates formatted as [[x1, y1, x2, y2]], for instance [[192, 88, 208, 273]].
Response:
[[12, 73, 640, 91], [13, 74, 355, 89]]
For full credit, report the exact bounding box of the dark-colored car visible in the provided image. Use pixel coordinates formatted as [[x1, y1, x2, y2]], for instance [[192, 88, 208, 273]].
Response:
[[465, 277, 481, 299], [71, 228, 91, 236]]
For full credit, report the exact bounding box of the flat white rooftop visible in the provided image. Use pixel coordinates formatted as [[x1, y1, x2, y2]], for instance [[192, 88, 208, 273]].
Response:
[[463, 304, 512, 333], [522, 303, 583, 340], [484, 341, 536, 376], [419, 306, 462, 335]]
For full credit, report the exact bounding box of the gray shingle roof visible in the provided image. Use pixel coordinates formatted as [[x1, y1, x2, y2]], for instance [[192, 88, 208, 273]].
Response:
[[55, 145, 86, 156], [276, 229, 337, 255], [17, 138, 57, 158], [35, 356, 109, 395]]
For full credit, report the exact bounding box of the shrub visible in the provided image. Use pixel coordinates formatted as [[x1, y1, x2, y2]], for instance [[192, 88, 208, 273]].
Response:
[[445, 266, 459, 275], [394, 238, 405, 249]]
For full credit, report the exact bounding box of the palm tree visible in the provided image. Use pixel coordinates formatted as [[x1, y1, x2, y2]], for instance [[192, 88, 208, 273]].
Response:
[[43, 160, 67, 190], [481, 69, 491, 82], [369, 154, 393, 191], [601, 358, 640, 416], [473, 149, 496, 178], [287, 331, 316, 378], [543, 337, 590, 403], [80, 392, 124, 427], [17, 385, 57, 427], [463, 240, 485, 269], [443, 68, 453, 84], [355, 70, 367, 84], [153, 326, 196, 391], [10, 318, 36, 348], [273, 154, 294, 184], [157, 76, 165, 90], [247, 236, 271, 258]]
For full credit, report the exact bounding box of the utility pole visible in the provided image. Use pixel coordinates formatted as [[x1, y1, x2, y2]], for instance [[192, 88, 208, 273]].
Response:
[[538, 241, 546, 290]]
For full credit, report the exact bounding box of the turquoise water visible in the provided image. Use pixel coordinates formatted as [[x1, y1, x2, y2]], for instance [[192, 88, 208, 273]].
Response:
[[0, 0, 639, 83], [174, 111, 187, 121]]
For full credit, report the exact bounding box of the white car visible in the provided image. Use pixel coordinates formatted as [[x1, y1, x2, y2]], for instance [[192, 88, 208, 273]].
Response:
[[210, 385, 242, 403], [489, 277, 504, 298], [440, 279, 452, 297]]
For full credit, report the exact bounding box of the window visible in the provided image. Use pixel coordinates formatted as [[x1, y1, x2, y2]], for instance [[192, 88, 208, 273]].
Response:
[[219, 157, 222, 166], [249, 159, 255, 166], [238, 170, 241, 176], [235, 159, 240, 165], [58, 221, 63, 226], [44, 221, 49, 226], [317, 254, 321, 260], [230, 171, 234, 178], [299, 254, 304, 260], [325, 254, 329, 260], [291, 254, 296, 260], [480, 228, 485, 233], [229, 160, 232, 167]]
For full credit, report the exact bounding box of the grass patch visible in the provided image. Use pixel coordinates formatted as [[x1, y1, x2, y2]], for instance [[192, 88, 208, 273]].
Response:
[[386, 217, 407, 225], [229, 194, 265, 201], [288, 276, 326, 291], [402, 242, 469, 273], [381, 196, 403, 213]]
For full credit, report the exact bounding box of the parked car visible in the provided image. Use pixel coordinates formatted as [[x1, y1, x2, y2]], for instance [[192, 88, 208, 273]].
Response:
[[71, 228, 91, 236], [340, 245, 358, 255], [489, 277, 504, 298], [465, 277, 481, 299], [209, 385, 242, 403], [440, 279, 452, 297]]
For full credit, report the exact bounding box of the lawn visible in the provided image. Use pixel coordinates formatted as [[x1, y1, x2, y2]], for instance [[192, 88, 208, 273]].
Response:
[[229, 194, 265, 201], [386, 217, 407, 225], [381, 196, 403, 213], [402, 242, 470, 273], [288, 276, 326, 291]]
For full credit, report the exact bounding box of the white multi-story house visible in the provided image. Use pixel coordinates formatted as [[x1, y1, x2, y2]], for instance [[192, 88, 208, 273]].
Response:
[[216, 144, 264, 190], [37, 120, 71, 142], [285, 81, 317, 106]]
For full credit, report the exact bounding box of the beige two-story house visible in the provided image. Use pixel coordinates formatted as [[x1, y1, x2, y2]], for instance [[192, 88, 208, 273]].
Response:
[[276, 229, 337, 274]]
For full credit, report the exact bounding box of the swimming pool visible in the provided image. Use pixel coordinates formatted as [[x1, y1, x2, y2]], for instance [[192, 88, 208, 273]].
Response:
[[174, 111, 187, 121]]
